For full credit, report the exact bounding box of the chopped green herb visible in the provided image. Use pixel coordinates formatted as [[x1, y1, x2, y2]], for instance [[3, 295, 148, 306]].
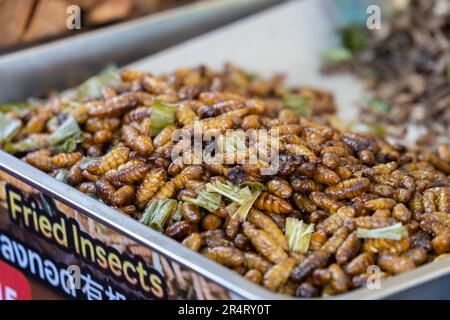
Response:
[[349, 121, 386, 138], [321, 47, 353, 62], [0, 114, 21, 145], [367, 98, 392, 114], [282, 94, 311, 116], [48, 116, 83, 153], [285, 217, 314, 254], [357, 223, 408, 240], [150, 99, 177, 136], [54, 169, 68, 183], [182, 190, 221, 212], [340, 23, 367, 54], [139, 199, 177, 232]]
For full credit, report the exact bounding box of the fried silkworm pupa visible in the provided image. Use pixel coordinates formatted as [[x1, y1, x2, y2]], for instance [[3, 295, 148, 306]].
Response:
[[313, 164, 341, 186], [255, 192, 293, 215], [354, 216, 396, 229], [153, 125, 176, 148], [404, 248, 428, 266], [392, 203, 412, 223], [377, 254, 415, 274], [202, 214, 222, 230], [344, 253, 374, 276], [67, 160, 83, 185], [336, 231, 361, 265], [362, 237, 410, 255], [262, 257, 297, 292], [243, 252, 272, 274], [77, 182, 96, 194], [106, 163, 149, 187], [296, 281, 319, 298], [364, 198, 397, 211], [247, 209, 288, 251], [234, 233, 252, 251], [203, 246, 244, 268], [87, 147, 130, 175], [154, 165, 204, 199], [310, 191, 343, 214], [322, 227, 349, 255], [52, 152, 83, 168], [225, 215, 241, 240], [175, 102, 199, 126], [328, 264, 350, 293], [165, 220, 190, 240], [135, 168, 167, 209], [324, 177, 371, 200], [290, 250, 330, 282], [317, 207, 355, 235], [88, 93, 138, 117], [181, 233, 204, 252], [24, 149, 54, 172], [245, 269, 263, 284], [182, 202, 202, 223], [122, 125, 154, 156], [242, 222, 288, 264], [267, 178, 293, 198]]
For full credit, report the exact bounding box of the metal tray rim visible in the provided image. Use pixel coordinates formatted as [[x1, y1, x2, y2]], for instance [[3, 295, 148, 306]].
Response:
[[1, 150, 449, 300]]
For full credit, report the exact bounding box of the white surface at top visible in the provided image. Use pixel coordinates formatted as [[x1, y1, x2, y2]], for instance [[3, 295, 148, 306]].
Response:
[[130, 0, 367, 121]]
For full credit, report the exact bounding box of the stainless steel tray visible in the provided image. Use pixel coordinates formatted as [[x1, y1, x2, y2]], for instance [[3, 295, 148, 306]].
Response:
[[0, 0, 284, 103], [0, 0, 449, 299]]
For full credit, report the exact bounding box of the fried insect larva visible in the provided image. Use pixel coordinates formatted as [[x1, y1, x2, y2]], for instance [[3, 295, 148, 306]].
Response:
[[154, 165, 203, 199], [242, 222, 288, 264], [364, 198, 397, 211], [322, 227, 349, 255], [313, 165, 341, 186], [284, 144, 317, 162], [77, 181, 96, 194], [437, 187, 450, 213], [95, 179, 134, 207], [290, 250, 330, 282], [175, 102, 198, 126], [67, 160, 83, 185], [245, 269, 263, 284], [182, 233, 204, 251], [243, 252, 272, 274], [202, 214, 222, 230], [317, 207, 355, 235], [113, 185, 135, 207], [153, 125, 176, 148], [392, 203, 412, 223], [124, 106, 151, 123], [165, 220, 190, 239], [352, 272, 389, 288], [336, 232, 361, 265], [328, 264, 350, 293], [122, 125, 154, 156], [267, 178, 293, 199], [369, 183, 395, 198], [310, 191, 343, 214], [241, 115, 260, 130], [291, 178, 322, 193], [254, 192, 293, 215], [363, 237, 410, 255], [404, 248, 428, 266], [182, 202, 202, 223], [377, 254, 415, 274], [84, 117, 121, 133], [293, 193, 317, 213], [87, 147, 130, 175], [203, 246, 244, 268], [135, 168, 167, 209], [52, 152, 83, 168], [324, 178, 371, 200], [309, 230, 328, 251], [262, 257, 297, 292], [24, 149, 54, 172], [248, 210, 288, 251], [344, 253, 374, 276], [88, 93, 138, 117], [106, 163, 149, 186], [225, 215, 241, 240], [354, 216, 396, 229]]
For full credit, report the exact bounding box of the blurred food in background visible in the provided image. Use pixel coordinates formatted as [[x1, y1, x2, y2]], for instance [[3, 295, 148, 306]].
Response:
[[0, 0, 197, 50], [322, 0, 450, 147]]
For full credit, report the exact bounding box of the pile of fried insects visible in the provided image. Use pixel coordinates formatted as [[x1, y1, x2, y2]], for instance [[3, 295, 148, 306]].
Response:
[[0, 64, 449, 297]]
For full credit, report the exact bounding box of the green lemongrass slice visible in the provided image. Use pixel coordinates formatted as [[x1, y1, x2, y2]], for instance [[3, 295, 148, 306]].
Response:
[[0, 114, 21, 145], [357, 223, 408, 241], [140, 199, 177, 232], [285, 217, 314, 254], [348, 121, 386, 138], [367, 98, 392, 114], [54, 169, 68, 183], [48, 116, 83, 152], [150, 99, 177, 136], [0, 102, 30, 113], [282, 94, 311, 116], [3, 134, 50, 154], [206, 181, 251, 204], [182, 190, 221, 213], [321, 47, 353, 62]]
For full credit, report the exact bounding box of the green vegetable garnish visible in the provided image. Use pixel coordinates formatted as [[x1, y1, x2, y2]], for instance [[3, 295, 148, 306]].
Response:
[[139, 199, 177, 232], [182, 190, 221, 213], [367, 98, 392, 114], [54, 169, 68, 183], [0, 102, 30, 113], [321, 47, 353, 62], [79, 156, 101, 170], [285, 217, 314, 254], [357, 223, 408, 240], [150, 99, 177, 136], [48, 116, 83, 153], [3, 134, 49, 154], [206, 181, 265, 221], [349, 121, 386, 138], [340, 23, 367, 54], [0, 114, 21, 145], [282, 94, 311, 116], [62, 65, 120, 100]]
